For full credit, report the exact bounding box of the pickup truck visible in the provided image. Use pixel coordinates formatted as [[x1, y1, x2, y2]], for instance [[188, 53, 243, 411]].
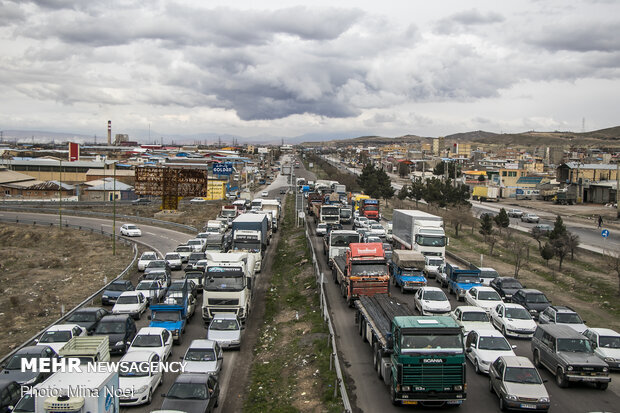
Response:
[[58, 336, 111, 364], [446, 263, 482, 301], [332, 243, 389, 306], [390, 250, 427, 293], [149, 302, 187, 344]]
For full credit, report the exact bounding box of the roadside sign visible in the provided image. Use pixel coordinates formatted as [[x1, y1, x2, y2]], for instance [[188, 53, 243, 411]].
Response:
[[213, 162, 233, 175], [601, 229, 610, 238]]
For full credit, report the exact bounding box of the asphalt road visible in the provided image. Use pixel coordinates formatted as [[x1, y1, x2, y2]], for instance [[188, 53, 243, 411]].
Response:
[[3, 163, 292, 413], [294, 158, 620, 413]]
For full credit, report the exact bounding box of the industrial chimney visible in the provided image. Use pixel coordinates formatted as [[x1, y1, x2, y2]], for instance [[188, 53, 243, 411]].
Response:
[[107, 120, 111, 145]]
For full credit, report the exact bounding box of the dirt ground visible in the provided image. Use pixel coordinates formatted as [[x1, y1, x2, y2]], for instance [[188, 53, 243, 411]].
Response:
[[0, 224, 133, 359]]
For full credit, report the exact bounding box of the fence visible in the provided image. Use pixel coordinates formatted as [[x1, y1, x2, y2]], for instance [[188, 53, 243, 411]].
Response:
[[0, 218, 142, 364], [304, 220, 352, 413], [0, 205, 198, 233]]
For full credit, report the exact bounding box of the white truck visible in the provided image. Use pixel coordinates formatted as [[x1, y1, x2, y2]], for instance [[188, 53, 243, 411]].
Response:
[[323, 230, 361, 268], [202, 252, 254, 324], [261, 199, 281, 233], [392, 209, 446, 257], [205, 220, 226, 235], [33, 370, 119, 413], [58, 336, 111, 365]]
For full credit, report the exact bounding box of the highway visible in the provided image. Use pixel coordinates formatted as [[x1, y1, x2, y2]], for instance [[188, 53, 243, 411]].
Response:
[[294, 160, 620, 413], [4, 166, 291, 413]]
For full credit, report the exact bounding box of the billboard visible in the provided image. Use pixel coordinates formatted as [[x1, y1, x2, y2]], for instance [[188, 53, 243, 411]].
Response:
[[212, 162, 233, 175], [68, 142, 80, 161]]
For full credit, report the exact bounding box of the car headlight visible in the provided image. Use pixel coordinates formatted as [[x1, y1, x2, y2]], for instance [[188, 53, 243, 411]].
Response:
[[23, 376, 39, 385], [505, 394, 518, 401], [529, 309, 537, 314], [567, 366, 573, 371], [603, 367, 609, 372], [604, 357, 615, 363], [538, 397, 549, 403], [102, 295, 108, 298], [115, 341, 125, 346], [401, 385, 411, 392], [453, 384, 463, 391], [136, 385, 149, 394]]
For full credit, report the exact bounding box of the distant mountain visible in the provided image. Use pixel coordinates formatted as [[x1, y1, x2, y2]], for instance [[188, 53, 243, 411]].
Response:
[[446, 130, 499, 141]]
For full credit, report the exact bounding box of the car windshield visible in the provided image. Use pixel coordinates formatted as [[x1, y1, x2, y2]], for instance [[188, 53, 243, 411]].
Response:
[[119, 362, 150, 378], [185, 349, 216, 362], [167, 383, 209, 400], [478, 336, 511, 351], [132, 335, 162, 347], [116, 295, 139, 304], [126, 225, 138, 230], [141, 254, 156, 260], [330, 234, 360, 247], [176, 246, 192, 252], [165, 254, 180, 260], [152, 312, 181, 322], [428, 259, 443, 267], [416, 235, 446, 247], [423, 290, 447, 301], [401, 334, 463, 353], [504, 367, 543, 384], [480, 270, 499, 279], [371, 224, 383, 230], [599, 336, 620, 349], [148, 261, 165, 268], [205, 274, 244, 291], [505, 308, 531, 320], [478, 291, 501, 301], [12, 393, 34, 412], [526, 293, 548, 303], [95, 322, 126, 334], [462, 312, 489, 322], [39, 331, 72, 343], [556, 313, 583, 324], [210, 319, 239, 331], [502, 280, 523, 289], [106, 283, 129, 292], [137, 282, 159, 290], [351, 263, 387, 277], [456, 276, 480, 284], [557, 338, 593, 353], [189, 253, 205, 261], [5, 353, 44, 370], [67, 312, 96, 322]]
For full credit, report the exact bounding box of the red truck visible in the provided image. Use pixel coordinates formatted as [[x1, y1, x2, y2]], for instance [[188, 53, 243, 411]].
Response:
[[306, 193, 323, 216], [359, 198, 380, 220], [331, 242, 389, 305]]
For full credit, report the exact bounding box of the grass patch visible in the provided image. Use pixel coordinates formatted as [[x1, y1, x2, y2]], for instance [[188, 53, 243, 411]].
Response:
[[244, 194, 341, 413]]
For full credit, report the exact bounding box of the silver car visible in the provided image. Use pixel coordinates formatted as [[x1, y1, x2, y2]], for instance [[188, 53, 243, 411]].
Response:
[[182, 339, 223, 377], [207, 313, 243, 350], [489, 356, 550, 412], [520, 213, 540, 223]]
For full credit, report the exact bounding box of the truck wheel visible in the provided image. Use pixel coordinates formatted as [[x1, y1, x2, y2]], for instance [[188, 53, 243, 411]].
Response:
[[177, 332, 183, 346], [341, 283, 347, 298], [389, 375, 400, 406], [556, 368, 568, 388], [375, 348, 383, 380], [359, 319, 364, 338], [596, 382, 608, 390]]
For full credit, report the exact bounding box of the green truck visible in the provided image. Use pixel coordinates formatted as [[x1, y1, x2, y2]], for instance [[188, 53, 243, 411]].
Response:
[[355, 295, 466, 407]]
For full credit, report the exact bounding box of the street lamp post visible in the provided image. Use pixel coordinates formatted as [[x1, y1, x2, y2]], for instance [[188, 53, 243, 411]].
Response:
[[112, 162, 116, 256], [58, 159, 62, 229]]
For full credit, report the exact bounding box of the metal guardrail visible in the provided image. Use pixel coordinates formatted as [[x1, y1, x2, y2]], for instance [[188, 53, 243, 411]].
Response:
[[0, 219, 142, 364], [0, 205, 198, 233], [304, 220, 352, 413]]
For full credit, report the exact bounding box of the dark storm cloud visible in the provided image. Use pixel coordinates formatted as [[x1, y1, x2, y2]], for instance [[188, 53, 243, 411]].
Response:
[[528, 20, 620, 52]]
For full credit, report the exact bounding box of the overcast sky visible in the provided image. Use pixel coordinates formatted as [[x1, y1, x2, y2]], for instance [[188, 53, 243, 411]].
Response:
[[0, 0, 618, 141]]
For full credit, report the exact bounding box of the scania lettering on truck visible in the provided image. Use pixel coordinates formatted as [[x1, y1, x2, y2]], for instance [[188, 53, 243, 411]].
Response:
[[355, 295, 466, 407], [392, 209, 447, 257], [323, 230, 362, 268], [202, 252, 253, 324], [332, 242, 389, 305]]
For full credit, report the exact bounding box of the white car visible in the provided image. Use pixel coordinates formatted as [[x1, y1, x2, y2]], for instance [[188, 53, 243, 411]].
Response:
[[478, 267, 500, 286], [437, 263, 452, 288], [368, 222, 386, 237], [138, 251, 158, 271], [261, 191, 269, 197], [120, 223, 142, 237], [583, 328, 620, 370], [424, 256, 444, 279], [490, 303, 537, 339], [164, 252, 183, 270], [187, 239, 205, 252], [112, 291, 148, 320], [354, 216, 369, 228], [36, 324, 87, 353], [182, 339, 224, 377], [207, 313, 243, 349], [190, 197, 206, 203], [118, 351, 163, 406], [128, 327, 173, 361], [521, 213, 540, 223], [136, 280, 167, 304], [414, 287, 451, 316], [465, 329, 516, 374], [386, 222, 393, 242], [451, 306, 494, 337], [316, 223, 327, 236], [465, 286, 503, 313]]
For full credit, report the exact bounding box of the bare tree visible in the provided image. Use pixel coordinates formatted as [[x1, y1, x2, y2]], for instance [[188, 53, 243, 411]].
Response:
[[487, 232, 499, 256], [531, 227, 545, 250], [552, 235, 570, 270], [503, 233, 527, 278], [604, 251, 620, 296], [566, 232, 580, 260]]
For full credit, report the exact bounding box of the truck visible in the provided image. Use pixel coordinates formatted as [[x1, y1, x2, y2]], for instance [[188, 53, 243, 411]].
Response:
[[251, 198, 263, 211], [33, 371, 120, 413], [359, 198, 380, 220], [331, 242, 390, 305], [339, 206, 352, 224], [423, 255, 445, 279], [472, 186, 500, 202], [58, 336, 110, 364], [352, 194, 370, 211], [219, 205, 239, 222], [202, 252, 253, 324], [306, 193, 323, 216], [319, 204, 340, 225], [282, 165, 292, 176], [390, 250, 427, 293], [205, 220, 225, 234], [261, 199, 281, 232], [355, 295, 466, 407], [149, 301, 187, 344], [323, 230, 362, 268], [446, 263, 481, 301], [232, 213, 269, 251], [392, 209, 446, 257], [334, 184, 346, 194]]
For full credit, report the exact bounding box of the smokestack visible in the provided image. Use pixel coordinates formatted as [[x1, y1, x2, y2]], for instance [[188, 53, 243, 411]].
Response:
[[107, 120, 111, 145]]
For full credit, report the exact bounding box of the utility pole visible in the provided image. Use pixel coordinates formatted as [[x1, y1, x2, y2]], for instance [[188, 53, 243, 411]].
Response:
[[112, 162, 117, 256], [58, 159, 62, 229], [616, 162, 619, 218]]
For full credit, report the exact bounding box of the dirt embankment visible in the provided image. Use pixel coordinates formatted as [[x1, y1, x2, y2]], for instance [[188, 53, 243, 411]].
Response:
[[0, 224, 133, 358]]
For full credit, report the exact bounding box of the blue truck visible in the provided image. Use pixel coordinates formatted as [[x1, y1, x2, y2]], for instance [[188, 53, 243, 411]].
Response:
[[446, 263, 481, 301], [149, 300, 188, 344], [390, 250, 427, 293]]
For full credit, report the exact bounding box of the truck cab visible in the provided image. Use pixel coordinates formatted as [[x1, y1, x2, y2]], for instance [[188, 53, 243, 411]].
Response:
[[446, 263, 482, 301], [390, 250, 427, 293], [149, 302, 187, 344], [359, 198, 380, 220], [333, 243, 389, 304], [205, 220, 226, 235], [424, 255, 444, 279], [324, 230, 361, 268], [339, 207, 352, 224], [219, 205, 239, 223]]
